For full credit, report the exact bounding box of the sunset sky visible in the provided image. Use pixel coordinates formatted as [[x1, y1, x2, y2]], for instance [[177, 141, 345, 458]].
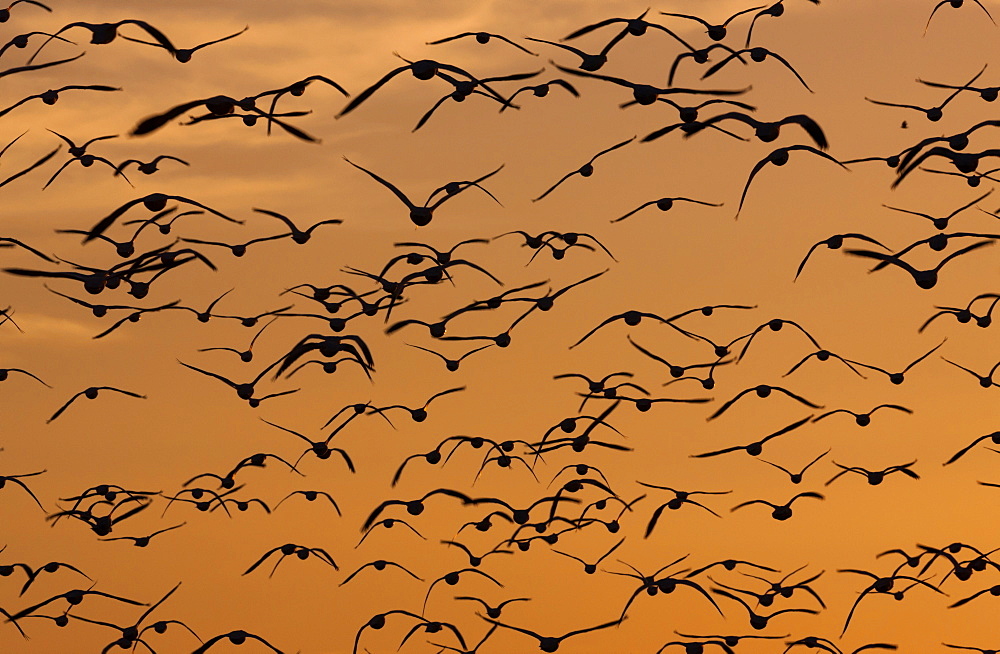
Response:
[[1, 0, 999, 652]]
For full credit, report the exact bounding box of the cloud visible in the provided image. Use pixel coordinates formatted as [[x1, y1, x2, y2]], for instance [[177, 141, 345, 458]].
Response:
[[10, 311, 97, 342]]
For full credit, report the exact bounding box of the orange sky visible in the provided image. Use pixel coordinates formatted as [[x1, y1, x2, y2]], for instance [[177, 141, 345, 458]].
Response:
[[1, 0, 999, 652]]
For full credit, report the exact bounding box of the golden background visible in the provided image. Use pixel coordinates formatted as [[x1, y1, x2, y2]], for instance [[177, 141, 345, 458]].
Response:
[[1, 0, 998, 651]]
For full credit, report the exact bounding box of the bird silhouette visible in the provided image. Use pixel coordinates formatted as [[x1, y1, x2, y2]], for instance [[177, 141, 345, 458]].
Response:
[[925, 0, 995, 34], [47, 386, 146, 423], [660, 6, 765, 42], [336, 54, 505, 118], [737, 145, 848, 218], [730, 491, 824, 521], [481, 615, 623, 652], [692, 416, 813, 458], [712, 587, 819, 629], [825, 460, 920, 486], [121, 25, 248, 62], [759, 449, 829, 484], [813, 404, 913, 427], [532, 136, 634, 202]]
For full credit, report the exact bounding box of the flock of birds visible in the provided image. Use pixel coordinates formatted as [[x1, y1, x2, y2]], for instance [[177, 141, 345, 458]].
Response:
[[1, 0, 999, 652]]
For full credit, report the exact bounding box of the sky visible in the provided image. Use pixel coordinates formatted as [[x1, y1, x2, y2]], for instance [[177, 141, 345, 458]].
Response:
[[1, 0, 999, 652]]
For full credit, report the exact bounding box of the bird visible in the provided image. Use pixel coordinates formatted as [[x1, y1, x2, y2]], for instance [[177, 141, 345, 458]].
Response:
[[336, 54, 505, 118], [659, 6, 765, 42], [626, 336, 723, 379], [849, 341, 950, 385], [612, 556, 723, 620], [6, 587, 148, 623], [47, 386, 146, 423], [0, 85, 121, 120], [250, 208, 343, 245], [481, 615, 623, 652], [552, 538, 625, 574], [243, 543, 338, 577], [423, 568, 503, 612], [666, 43, 747, 86], [82, 192, 243, 244], [825, 461, 920, 486], [859, 239, 996, 289], [98, 523, 186, 547], [785, 637, 898, 653], [707, 385, 822, 421], [115, 155, 189, 177], [691, 416, 813, 458], [197, 317, 275, 363], [339, 559, 422, 589], [529, 235, 615, 263], [274, 490, 340, 515], [502, 78, 579, 110], [865, 65, 987, 122], [562, 8, 696, 51], [570, 309, 691, 349], [426, 31, 537, 54], [715, 564, 826, 608], [192, 631, 285, 654], [0, 233, 58, 263], [925, 0, 995, 35], [730, 491, 824, 521], [15, 560, 91, 596], [405, 343, 494, 372], [909, 226, 1000, 264], [701, 46, 813, 92], [893, 147, 1000, 188], [758, 450, 830, 484], [745, 0, 821, 47], [412, 85, 517, 132], [0, 468, 47, 510], [943, 430, 1000, 465], [813, 404, 913, 427], [0, 367, 49, 387], [839, 569, 944, 635], [917, 293, 1000, 332], [550, 62, 747, 109], [345, 158, 502, 226], [120, 25, 248, 62], [131, 93, 295, 136], [523, 36, 612, 72], [684, 559, 778, 579], [886, 191, 992, 232], [361, 488, 476, 532], [794, 233, 889, 279], [389, 436, 487, 486], [0, 1, 51, 25], [260, 417, 357, 471], [680, 112, 827, 149], [917, 75, 1000, 103], [640, 118, 751, 143], [176, 358, 292, 405], [87, 300, 183, 340], [612, 197, 722, 223], [255, 76, 350, 136], [736, 145, 848, 218], [29, 19, 177, 63], [639, 484, 730, 535], [441, 539, 514, 568], [950, 585, 1000, 609], [784, 348, 867, 378], [712, 587, 819, 629], [367, 386, 465, 426], [532, 136, 634, 202], [941, 357, 1000, 388], [181, 105, 321, 141]]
